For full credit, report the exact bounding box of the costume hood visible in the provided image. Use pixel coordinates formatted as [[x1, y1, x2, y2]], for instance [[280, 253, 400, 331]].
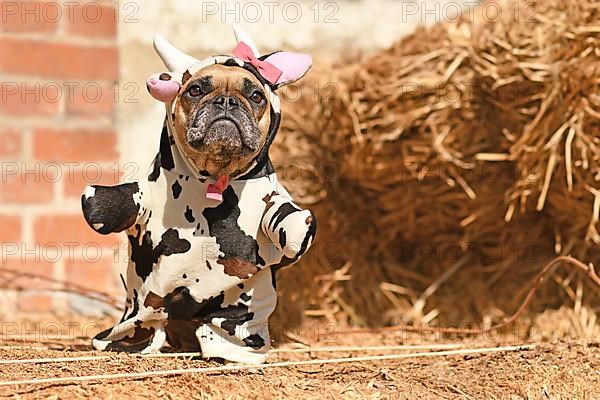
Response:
[[146, 25, 312, 181]]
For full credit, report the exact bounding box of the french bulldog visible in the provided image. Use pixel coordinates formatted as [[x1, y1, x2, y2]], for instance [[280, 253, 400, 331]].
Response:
[[175, 63, 272, 178], [81, 25, 316, 364]]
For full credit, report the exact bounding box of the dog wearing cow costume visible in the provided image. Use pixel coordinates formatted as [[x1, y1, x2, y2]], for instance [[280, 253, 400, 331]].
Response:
[[81, 26, 316, 364]]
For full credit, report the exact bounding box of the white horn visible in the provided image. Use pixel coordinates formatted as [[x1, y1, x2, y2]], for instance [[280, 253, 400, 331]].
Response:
[[153, 34, 199, 72], [233, 24, 260, 56]]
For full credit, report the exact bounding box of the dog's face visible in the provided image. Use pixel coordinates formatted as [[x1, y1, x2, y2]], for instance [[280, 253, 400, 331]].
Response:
[[173, 64, 271, 177]]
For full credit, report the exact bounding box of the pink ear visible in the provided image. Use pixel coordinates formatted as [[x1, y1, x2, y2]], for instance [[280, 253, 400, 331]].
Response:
[[264, 52, 312, 86], [146, 73, 180, 102]]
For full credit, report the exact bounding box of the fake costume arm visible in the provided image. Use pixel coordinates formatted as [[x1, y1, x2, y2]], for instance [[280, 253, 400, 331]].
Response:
[[261, 191, 317, 260], [81, 182, 150, 235]]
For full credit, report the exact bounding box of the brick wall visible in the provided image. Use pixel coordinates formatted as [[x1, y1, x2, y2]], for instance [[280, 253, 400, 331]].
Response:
[[0, 0, 122, 316]]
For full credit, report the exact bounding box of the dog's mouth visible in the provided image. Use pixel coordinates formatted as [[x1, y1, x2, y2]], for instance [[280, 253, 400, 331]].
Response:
[[209, 117, 242, 137], [187, 116, 244, 152], [186, 108, 261, 155], [180, 102, 264, 176]]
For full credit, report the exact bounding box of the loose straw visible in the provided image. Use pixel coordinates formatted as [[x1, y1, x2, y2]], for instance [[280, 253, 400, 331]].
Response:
[[271, 342, 469, 354], [326, 256, 600, 337], [0, 343, 474, 366], [0, 344, 536, 387], [0, 353, 198, 366]]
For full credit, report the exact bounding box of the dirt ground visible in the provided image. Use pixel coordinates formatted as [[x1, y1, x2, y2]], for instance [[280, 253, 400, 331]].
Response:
[[0, 331, 597, 400]]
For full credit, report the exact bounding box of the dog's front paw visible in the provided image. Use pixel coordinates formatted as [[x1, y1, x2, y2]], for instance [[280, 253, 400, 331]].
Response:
[[81, 183, 142, 234], [281, 209, 317, 259]]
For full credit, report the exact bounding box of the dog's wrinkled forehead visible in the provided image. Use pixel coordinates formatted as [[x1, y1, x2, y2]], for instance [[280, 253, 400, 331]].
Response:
[[182, 63, 266, 94]]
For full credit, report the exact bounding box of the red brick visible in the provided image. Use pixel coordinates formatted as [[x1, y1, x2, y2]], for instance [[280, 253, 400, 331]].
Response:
[[65, 4, 117, 38], [65, 81, 116, 117], [0, 166, 54, 204], [34, 214, 122, 247], [33, 128, 118, 161], [0, 81, 61, 116], [65, 256, 114, 293], [3, 258, 55, 290], [0, 215, 22, 243], [18, 294, 54, 312], [0, 1, 60, 33], [0, 38, 118, 80], [64, 167, 122, 199], [0, 128, 22, 158]]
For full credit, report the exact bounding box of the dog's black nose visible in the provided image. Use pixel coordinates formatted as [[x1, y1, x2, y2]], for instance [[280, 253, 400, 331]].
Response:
[[213, 95, 239, 109]]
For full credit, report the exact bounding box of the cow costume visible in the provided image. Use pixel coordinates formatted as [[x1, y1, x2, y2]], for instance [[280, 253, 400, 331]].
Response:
[[81, 26, 316, 364]]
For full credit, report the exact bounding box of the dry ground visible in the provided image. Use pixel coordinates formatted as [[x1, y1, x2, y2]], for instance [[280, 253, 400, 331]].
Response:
[[0, 333, 597, 399]]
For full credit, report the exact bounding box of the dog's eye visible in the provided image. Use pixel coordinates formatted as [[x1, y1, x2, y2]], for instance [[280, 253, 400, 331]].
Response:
[[250, 90, 264, 104], [187, 85, 202, 97]]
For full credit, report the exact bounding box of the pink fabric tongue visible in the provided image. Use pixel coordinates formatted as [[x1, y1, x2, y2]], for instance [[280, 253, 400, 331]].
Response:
[[206, 175, 229, 202]]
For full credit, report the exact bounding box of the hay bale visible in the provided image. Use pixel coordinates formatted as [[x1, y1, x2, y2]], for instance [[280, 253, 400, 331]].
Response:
[[271, 0, 599, 333]]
